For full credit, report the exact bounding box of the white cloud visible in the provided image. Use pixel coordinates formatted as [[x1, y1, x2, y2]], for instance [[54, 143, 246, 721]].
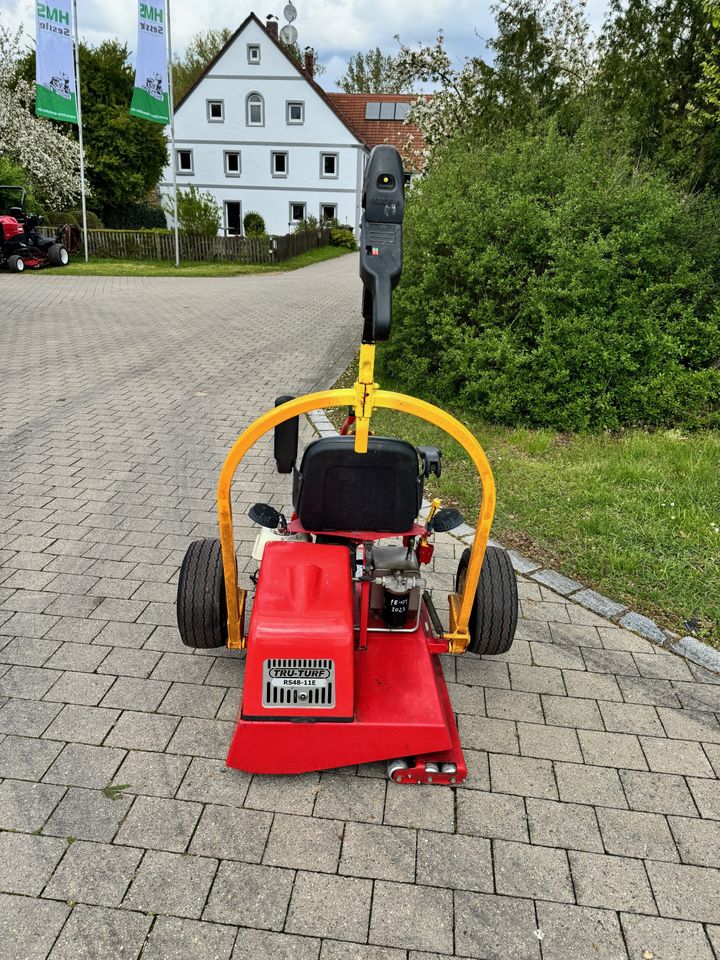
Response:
[[2, 0, 608, 87]]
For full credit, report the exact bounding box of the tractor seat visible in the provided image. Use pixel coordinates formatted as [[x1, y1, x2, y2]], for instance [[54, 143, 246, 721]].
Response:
[[292, 436, 424, 532]]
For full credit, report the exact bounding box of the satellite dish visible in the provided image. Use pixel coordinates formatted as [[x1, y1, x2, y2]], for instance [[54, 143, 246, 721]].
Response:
[[280, 24, 298, 44], [284, 3, 297, 22]]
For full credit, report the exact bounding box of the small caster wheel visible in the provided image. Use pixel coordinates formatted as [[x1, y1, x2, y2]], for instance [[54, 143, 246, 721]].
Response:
[[387, 758, 409, 781]]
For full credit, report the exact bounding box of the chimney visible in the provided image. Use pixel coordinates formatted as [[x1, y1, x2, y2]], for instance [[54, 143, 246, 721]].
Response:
[[266, 17, 278, 39], [304, 48, 314, 78]]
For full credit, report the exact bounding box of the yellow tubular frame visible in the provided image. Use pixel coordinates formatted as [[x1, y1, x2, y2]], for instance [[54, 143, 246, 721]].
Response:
[[217, 345, 496, 654]]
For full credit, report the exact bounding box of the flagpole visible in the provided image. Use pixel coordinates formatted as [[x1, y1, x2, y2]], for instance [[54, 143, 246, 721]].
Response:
[[165, 0, 180, 267], [71, 0, 89, 262]]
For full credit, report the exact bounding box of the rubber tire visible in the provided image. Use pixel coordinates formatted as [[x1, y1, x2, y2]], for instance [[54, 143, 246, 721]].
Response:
[[48, 243, 69, 266], [8, 255, 24, 273], [456, 545, 518, 656], [177, 539, 228, 649]]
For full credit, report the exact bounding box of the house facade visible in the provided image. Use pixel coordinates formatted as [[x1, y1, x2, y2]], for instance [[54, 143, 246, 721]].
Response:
[[159, 13, 428, 238], [160, 14, 367, 237]]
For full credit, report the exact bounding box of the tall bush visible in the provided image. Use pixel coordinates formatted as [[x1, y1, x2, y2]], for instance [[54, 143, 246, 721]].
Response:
[[382, 124, 720, 431], [172, 185, 220, 237]]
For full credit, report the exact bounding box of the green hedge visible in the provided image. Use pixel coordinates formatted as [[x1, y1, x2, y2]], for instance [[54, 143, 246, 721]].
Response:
[[382, 125, 720, 431], [103, 203, 167, 230]]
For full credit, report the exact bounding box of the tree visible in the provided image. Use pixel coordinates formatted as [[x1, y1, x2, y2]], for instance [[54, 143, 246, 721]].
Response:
[[172, 28, 232, 103], [280, 40, 326, 78], [392, 0, 592, 154], [0, 24, 83, 208], [17, 39, 168, 217], [596, 0, 720, 189], [338, 48, 411, 93]]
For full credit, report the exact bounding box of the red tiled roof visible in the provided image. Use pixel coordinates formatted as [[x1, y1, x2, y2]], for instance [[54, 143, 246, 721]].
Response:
[[327, 94, 428, 171]]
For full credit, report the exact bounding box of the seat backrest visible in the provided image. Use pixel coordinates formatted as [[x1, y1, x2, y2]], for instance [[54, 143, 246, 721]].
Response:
[[292, 436, 423, 532]]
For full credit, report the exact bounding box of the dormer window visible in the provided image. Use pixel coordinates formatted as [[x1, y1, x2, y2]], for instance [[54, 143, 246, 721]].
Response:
[[247, 44, 261, 64]]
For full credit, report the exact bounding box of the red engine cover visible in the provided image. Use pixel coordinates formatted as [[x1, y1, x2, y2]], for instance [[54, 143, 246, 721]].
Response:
[[241, 541, 355, 720], [0, 216, 23, 240]]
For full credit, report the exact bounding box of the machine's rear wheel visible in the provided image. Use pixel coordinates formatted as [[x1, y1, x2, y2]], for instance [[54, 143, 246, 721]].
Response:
[[456, 545, 518, 656], [177, 539, 228, 648], [8, 254, 24, 273], [48, 243, 69, 266]]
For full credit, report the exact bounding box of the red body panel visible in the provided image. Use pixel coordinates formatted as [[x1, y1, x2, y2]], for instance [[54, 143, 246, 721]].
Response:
[[227, 538, 467, 782], [0, 216, 23, 240], [241, 541, 355, 719]]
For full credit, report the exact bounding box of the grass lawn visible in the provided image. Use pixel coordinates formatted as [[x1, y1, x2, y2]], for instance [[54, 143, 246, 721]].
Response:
[[54, 245, 351, 277], [329, 358, 720, 644]]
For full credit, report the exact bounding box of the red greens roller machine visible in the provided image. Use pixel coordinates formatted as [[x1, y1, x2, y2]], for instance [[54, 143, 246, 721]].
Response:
[[177, 145, 518, 785]]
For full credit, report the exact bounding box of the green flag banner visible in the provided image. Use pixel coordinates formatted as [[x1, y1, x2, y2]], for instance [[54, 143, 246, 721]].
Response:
[[35, 0, 78, 124], [130, 1, 170, 124]]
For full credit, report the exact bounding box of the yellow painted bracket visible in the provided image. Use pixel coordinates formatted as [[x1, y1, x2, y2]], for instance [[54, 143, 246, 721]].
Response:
[[217, 348, 496, 654]]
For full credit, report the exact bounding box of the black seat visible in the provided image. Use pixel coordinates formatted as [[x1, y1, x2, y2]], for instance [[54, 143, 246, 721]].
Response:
[[292, 436, 424, 532]]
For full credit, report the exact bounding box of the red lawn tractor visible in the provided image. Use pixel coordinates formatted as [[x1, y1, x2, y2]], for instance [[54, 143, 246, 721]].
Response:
[[177, 145, 519, 785], [0, 186, 74, 273]]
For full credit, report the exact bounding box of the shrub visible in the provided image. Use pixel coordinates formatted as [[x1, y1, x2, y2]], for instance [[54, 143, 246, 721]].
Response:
[[293, 214, 319, 234], [46, 209, 104, 229], [170, 185, 221, 237], [243, 211, 266, 237], [330, 226, 357, 250], [381, 124, 720, 431], [103, 203, 167, 230]]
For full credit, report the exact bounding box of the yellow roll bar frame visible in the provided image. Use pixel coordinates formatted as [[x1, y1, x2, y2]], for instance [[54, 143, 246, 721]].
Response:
[[217, 344, 496, 655]]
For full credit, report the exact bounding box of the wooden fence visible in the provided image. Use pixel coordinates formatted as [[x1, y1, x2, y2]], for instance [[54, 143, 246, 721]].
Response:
[[40, 226, 333, 264]]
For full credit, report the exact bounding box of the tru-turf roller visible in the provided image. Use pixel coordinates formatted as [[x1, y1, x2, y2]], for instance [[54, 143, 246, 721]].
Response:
[[176, 145, 518, 785]]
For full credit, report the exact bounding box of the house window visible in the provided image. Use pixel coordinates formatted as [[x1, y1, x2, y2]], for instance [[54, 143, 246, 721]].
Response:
[[207, 100, 224, 122], [319, 203, 337, 224], [246, 93, 264, 126], [176, 149, 193, 174], [224, 151, 241, 176], [290, 202, 306, 224], [247, 44, 261, 64], [287, 101, 304, 124], [320, 153, 338, 178], [272, 151, 288, 177], [225, 201, 242, 236]]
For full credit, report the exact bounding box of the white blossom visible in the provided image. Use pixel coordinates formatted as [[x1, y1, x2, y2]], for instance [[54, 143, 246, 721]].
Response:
[[0, 23, 85, 208]]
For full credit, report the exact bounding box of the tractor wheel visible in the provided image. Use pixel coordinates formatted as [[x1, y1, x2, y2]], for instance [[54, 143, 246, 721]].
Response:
[[7, 255, 25, 273], [48, 244, 69, 266], [177, 539, 228, 649], [455, 545, 518, 656]]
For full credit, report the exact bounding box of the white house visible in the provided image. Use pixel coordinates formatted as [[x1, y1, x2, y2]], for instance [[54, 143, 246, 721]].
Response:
[[159, 13, 367, 237]]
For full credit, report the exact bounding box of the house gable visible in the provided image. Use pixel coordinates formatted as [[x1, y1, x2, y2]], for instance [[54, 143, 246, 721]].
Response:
[[175, 13, 365, 147]]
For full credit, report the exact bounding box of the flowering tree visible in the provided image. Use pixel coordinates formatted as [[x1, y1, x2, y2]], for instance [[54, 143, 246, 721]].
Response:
[[393, 0, 593, 156], [0, 24, 84, 208]]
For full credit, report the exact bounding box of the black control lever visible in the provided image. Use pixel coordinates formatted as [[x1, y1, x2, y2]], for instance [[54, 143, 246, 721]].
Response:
[[359, 145, 405, 343]]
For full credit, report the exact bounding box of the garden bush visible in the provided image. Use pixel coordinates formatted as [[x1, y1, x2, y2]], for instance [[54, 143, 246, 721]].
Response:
[[243, 211, 266, 237], [382, 124, 720, 430], [47, 209, 104, 229], [172, 185, 221, 237], [103, 202, 167, 230], [330, 226, 357, 250]]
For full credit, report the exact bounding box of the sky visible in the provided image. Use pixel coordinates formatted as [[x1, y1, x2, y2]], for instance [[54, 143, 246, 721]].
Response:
[[2, 0, 610, 89]]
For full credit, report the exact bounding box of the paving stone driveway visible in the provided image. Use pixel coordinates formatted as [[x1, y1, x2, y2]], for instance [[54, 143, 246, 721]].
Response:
[[1, 256, 719, 960]]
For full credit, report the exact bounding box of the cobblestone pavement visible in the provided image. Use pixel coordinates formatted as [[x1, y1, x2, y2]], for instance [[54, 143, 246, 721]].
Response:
[[1, 258, 720, 960]]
